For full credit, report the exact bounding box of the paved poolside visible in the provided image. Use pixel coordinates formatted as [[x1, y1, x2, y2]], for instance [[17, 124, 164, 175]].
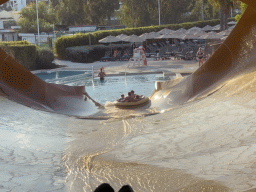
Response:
[[53, 58, 200, 75]]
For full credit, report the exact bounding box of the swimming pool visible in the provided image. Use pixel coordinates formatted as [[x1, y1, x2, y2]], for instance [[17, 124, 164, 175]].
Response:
[[35, 71, 173, 104], [35, 70, 90, 81]]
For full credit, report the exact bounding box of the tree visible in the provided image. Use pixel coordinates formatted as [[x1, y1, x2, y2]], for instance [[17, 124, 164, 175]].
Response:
[[208, 0, 239, 31], [18, 2, 56, 33], [235, 2, 247, 22], [55, 0, 119, 26], [86, 0, 119, 25], [50, 0, 61, 9], [188, 0, 219, 21], [118, 0, 193, 27], [160, 0, 191, 24]]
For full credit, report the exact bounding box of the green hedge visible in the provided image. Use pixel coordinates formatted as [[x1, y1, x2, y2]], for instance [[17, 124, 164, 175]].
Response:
[[36, 49, 56, 69], [8, 45, 38, 70], [65, 44, 132, 63], [0, 40, 57, 70], [0, 40, 30, 46], [54, 18, 235, 59], [0, 41, 38, 70]]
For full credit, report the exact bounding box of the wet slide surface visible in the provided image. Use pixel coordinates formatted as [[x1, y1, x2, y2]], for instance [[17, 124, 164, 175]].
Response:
[[1, 0, 256, 191]]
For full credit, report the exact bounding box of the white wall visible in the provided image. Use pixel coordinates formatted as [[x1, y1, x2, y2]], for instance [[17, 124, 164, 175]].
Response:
[[19, 33, 55, 44], [0, 33, 18, 41], [0, 20, 3, 29], [17, 0, 26, 11], [69, 26, 97, 32]]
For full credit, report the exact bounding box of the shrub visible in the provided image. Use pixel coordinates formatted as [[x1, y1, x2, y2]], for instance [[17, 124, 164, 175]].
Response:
[[36, 49, 56, 69]]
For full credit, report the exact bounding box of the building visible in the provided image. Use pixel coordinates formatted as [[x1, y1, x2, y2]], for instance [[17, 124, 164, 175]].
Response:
[[0, 29, 18, 41], [68, 25, 97, 33], [1, 0, 49, 11], [0, 10, 20, 41], [18, 33, 55, 44]]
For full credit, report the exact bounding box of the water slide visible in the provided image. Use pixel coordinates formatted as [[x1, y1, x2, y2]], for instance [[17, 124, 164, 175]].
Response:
[[151, 0, 256, 110], [0, 0, 256, 117]]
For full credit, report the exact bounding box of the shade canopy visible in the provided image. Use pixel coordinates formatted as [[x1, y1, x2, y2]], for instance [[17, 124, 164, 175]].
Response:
[[116, 34, 128, 40], [168, 31, 185, 39], [156, 33, 175, 39], [123, 34, 144, 42], [148, 32, 160, 39], [181, 33, 199, 40], [211, 24, 220, 31], [176, 28, 187, 33], [198, 31, 221, 40], [99, 35, 121, 43], [228, 21, 237, 25], [217, 30, 231, 37], [186, 27, 202, 35], [140, 33, 154, 40], [202, 25, 213, 31], [158, 28, 175, 35]]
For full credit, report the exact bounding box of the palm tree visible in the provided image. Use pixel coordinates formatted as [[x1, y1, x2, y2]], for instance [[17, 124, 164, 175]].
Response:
[[208, 0, 237, 31]]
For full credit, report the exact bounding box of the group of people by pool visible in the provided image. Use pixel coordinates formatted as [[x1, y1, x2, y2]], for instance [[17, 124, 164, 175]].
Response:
[[118, 90, 143, 102]]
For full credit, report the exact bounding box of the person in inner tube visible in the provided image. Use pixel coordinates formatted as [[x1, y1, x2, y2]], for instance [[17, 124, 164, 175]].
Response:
[[125, 92, 138, 102], [118, 94, 125, 102]]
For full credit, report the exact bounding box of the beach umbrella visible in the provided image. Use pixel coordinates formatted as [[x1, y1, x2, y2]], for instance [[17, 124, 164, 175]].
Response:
[[168, 31, 185, 39], [116, 34, 128, 40], [156, 33, 175, 39], [123, 34, 144, 42], [148, 32, 160, 39], [211, 24, 220, 31], [140, 33, 153, 40], [99, 35, 121, 43], [228, 21, 237, 25], [198, 31, 221, 40], [158, 28, 175, 35], [186, 27, 202, 34], [115, 34, 129, 51], [176, 28, 187, 33], [99, 35, 122, 57], [217, 30, 231, 37], [202, 25, 213, 31], [181, 31, 207, 40]]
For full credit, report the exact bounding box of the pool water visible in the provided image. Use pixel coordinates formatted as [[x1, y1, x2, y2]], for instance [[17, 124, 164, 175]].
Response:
[[35, 71, 172, 104], [35, 70, 90, 80], [86, 75, 157, 104]]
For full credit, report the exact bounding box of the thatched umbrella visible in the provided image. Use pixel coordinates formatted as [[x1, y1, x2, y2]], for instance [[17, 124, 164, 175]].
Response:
[[211, 24, 220, 32], [99, 35, 121, 43], [198, 31, 221, 40], [202, 25, 213, 31], [176, 28, 187, 33], [186, 27, 202, 34], [158, 28, 175, 35], [123, 34, 144, 43], [116, 34, 128, 40], [99, 35, 122, 56], [140, 33, 153, 41]]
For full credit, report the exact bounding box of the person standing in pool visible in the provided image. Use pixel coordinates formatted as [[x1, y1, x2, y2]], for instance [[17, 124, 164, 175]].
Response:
[[98, 67, 106, 80]]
